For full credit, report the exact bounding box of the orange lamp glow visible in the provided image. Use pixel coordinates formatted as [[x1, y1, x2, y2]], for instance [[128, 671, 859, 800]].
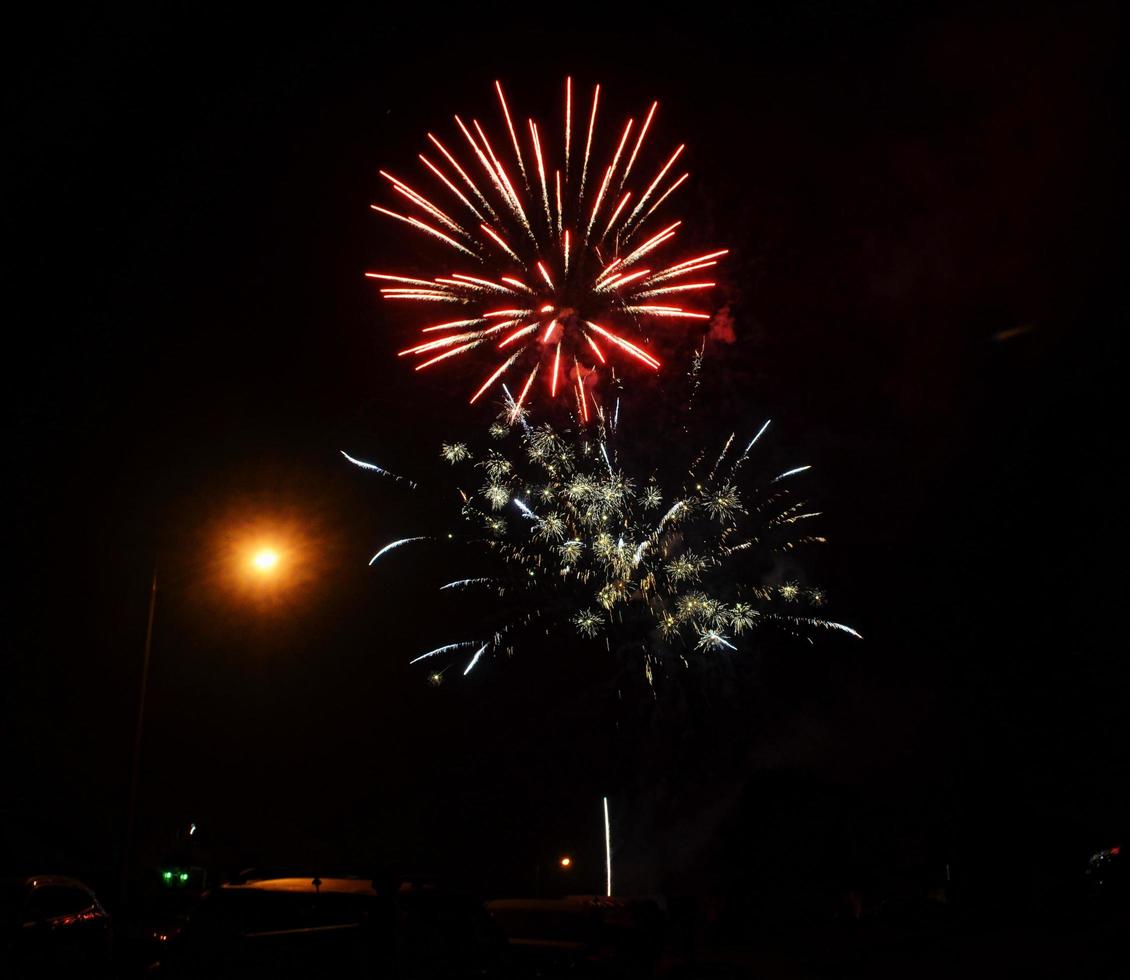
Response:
[[252, 548, 280, 572]]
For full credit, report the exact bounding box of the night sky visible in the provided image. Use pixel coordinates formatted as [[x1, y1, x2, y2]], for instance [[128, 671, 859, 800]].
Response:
[[6, 4, 1125, 902]]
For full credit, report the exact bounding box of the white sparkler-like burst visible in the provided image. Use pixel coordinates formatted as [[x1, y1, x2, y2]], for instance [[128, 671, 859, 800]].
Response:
[[356, 400, 858, 682]]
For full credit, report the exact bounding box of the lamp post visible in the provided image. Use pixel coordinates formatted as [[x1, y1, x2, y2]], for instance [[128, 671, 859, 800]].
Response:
[[122, 565, 158, 906], [121, 542, 287, 905]]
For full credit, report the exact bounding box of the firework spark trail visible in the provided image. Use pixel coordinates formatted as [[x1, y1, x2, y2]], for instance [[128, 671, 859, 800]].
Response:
[[730, 419, 772, 474], [658, 500, 687, 531], [340, 450, 418, 488], [409, 640, 480, 664], [644, 249, 730, 287], [426, 133, 499, 221], [773, 465, 812, 483], [463, 642, 489, 675], [822, 621, 863, 639], [368, 537, 431, 566], [512, 366, 540, 422], [473, 118, 532, 237], [635, 281, 716, 298], [630, 172, 689, 233], [586, 119, 632, 242], [614, 220, 681, 272], [580, 335, 606, 367], [621, 144, 685, 234], [419, 153, 488, 223], [709, 433, 735, 481], [379, 170, 470, 239], [498, 323, 538, 348], [599, 190, 633, 244], [529, 120, 552, 226], [580, 83, 600, 200], [620, 100, 656, 192], [364, 272, 444, 287], [513, 498, 538, 519], [768, 614, 863, 640], [495, 81, 528, 187], [564, 77, 572, 180], [419, 318, 487, 333], [416, 340, 484, 370], [456, 116, 516, 217], [585, 321, 661, 368], [551, 342, 562, 397], [554, 171, 563, 236], [439, 577, 499, 591], [601, 441, 614, 476], [470, 350, 524, 404], [400, 330, 492, 357], [576, 370, 590, 422], [369, 80, 723, 413], [369, 204, 480, 260]]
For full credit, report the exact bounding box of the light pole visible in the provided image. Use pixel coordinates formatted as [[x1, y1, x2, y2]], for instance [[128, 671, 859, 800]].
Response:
[[121, 542, 288, 905], [122, 564, 158, 905]]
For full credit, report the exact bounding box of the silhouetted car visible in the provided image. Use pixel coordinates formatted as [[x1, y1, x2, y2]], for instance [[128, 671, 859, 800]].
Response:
[[0, 874, 113, 977], [487, 896, 663, 977], [151, 874, 506, 978]]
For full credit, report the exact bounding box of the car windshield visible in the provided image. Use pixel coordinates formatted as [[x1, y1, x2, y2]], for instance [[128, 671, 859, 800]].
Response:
[[25, 885, 93, 920]]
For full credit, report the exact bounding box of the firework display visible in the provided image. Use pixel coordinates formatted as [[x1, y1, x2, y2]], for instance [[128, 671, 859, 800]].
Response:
[[353, 372, 859, 682], [353, 79, 858, 685], [367, 79, 726, 416]]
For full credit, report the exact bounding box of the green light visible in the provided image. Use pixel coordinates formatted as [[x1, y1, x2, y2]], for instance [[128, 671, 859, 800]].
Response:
[[179, 872, 189, 882], [162, 871, 172, 881]]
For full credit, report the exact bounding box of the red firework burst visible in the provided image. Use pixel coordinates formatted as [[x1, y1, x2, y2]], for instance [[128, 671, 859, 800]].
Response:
[[367, 78, 726, 418]]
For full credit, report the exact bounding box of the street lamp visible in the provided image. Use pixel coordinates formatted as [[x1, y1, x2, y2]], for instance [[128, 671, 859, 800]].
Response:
[[123, 530, 299, 904], [252, 547, 280, 572]]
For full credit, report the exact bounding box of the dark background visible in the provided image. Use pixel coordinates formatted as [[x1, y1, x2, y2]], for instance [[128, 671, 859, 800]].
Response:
[[5, 2, 1125, 906]]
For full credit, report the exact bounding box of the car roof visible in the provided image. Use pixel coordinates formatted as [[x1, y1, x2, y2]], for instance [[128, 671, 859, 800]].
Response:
[[21, 875, 93, 892], [221, 877, 377, 895]]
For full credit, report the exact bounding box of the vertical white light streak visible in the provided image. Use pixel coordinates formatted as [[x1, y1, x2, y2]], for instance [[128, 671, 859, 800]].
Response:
[[603, 796, 612, 897]]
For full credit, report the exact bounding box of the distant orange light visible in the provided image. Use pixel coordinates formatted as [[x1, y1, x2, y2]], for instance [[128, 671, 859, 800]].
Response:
[[559, 856, 572, 869], [252, 548, 280, 572]]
